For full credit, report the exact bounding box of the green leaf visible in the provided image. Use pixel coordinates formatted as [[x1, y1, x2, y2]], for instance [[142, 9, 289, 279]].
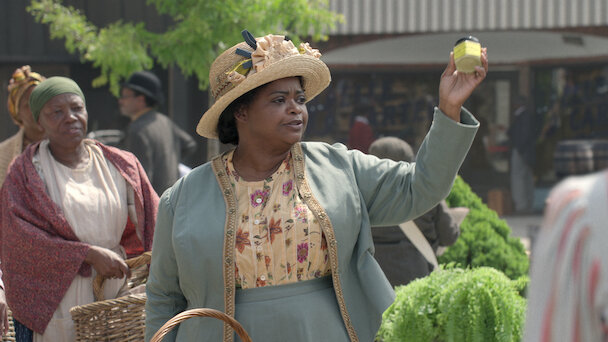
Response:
[[28, 0, 343, 95], [440, 176, 530, 280], [379, 267, 527, 342]]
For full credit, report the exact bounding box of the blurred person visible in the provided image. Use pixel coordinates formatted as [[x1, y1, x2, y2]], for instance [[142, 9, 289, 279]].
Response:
[[347, 100, 374, 153], [524, 169, 608, 341], [119, 71, 197, 195], [507, 95, 537, 213], [145, 30, 487, 341], [535, 97, 563, 179], [0, 77, 158, 341], [369, 136, 463, 286], [0, 65, 45, 336], [1, 65, 46, 186]]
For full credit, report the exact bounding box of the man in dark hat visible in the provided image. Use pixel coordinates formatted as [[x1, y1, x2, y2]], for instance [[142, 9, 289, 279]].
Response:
[[119, 71, 197, 195]]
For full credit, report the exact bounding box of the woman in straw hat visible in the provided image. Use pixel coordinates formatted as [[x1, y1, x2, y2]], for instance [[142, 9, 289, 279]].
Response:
[[145, 30, 487, 342], [0, 76, 158, 341]]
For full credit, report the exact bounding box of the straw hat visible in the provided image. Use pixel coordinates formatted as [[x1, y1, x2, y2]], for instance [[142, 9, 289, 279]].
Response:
[[196, 30, 331, 139]]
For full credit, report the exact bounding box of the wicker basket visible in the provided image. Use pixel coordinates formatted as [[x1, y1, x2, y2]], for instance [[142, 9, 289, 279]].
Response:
[[2, 310, 16, 342], [69, 252, 151, 342], [149, 308, 252, 342]]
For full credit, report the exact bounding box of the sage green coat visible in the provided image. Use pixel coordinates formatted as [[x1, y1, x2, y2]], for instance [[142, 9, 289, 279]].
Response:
[[145, 108, 479, 342]]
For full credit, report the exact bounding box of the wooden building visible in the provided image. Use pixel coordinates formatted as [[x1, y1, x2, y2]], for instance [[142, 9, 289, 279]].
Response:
[[3, 0, 608, 205]]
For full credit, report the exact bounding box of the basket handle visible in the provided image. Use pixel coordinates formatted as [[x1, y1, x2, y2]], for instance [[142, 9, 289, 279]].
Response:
[[149, 308, 252, 342], [92, 251, 151, 301]]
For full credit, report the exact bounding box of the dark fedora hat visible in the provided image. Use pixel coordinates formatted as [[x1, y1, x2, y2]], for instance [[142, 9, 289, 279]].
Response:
[[122, 71, 164, 104]]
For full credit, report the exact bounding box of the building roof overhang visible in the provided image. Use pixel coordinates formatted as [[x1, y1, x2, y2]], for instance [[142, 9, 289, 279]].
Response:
[[321, 30, 608, 67]]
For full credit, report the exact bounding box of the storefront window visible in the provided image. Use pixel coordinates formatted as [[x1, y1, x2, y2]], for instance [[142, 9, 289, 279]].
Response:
[[306, 71, 438, 149], [533, 64, 608, 181], [306, 70, 515, 200]]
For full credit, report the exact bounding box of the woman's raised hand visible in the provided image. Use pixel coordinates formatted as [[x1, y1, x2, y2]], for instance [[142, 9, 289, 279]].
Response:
[[438, 47, 488, 121], [85, 246, 131, 279]]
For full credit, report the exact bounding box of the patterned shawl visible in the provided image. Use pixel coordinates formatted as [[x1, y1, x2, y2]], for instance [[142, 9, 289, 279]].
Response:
[[0, 140, 158, 333]]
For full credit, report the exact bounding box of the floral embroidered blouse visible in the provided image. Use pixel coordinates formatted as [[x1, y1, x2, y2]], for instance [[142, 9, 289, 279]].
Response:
[[223, 150, 331, 289]]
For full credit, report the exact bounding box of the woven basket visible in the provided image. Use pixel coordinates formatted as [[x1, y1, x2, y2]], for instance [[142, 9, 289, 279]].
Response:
[[69, 252, 151, 342], [1, 310, 16, 342], [149, 308, 252, 342]]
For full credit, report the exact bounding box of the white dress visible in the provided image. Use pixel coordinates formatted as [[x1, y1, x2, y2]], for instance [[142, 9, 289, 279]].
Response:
[[33, 140, 128, 342]]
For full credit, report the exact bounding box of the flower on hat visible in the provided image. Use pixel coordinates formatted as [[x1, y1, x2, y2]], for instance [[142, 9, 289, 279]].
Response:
[[225, 30, 323, 87], [298, 42, 322, 59], [251, 35, 299, 74]]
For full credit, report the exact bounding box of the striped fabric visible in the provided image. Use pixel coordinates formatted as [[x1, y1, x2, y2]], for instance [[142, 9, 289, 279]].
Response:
[[524, 170, 608, 341]]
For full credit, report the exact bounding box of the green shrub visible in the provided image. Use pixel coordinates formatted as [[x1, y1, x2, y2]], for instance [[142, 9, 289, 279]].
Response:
[[378, 267, 528, 342], [440, 177, 529, 280]]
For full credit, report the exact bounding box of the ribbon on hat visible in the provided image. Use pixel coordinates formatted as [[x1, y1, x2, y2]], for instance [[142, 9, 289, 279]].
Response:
[[233, 30, 257, 74], [242, 29, 257, 49]]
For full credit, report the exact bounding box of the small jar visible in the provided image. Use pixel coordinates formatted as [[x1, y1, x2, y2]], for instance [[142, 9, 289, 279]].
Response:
[[453, 36, 481, 74]]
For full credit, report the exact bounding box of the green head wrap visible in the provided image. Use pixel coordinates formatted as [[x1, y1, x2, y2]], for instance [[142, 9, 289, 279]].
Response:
[[29, 76, 86, 121]]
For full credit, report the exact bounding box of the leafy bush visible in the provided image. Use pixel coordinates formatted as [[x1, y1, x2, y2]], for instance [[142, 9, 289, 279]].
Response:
[[378, 267, 528, 342], [440, 176, 529, 280]]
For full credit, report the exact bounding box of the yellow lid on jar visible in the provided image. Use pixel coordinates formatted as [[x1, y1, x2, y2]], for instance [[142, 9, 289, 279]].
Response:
[[454, 36, 481, 74]]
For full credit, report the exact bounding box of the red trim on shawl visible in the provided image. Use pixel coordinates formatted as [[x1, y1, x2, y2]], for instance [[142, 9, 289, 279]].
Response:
[[121, 217, 144, 258], [96, 141, 158, 257], [0, 140, 158, 333]]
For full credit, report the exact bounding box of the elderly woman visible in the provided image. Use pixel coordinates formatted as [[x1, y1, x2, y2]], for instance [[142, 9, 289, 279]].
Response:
[[0, 65, 46, 336], [145, 30, 487, 342], [0, 76, 158, 341]]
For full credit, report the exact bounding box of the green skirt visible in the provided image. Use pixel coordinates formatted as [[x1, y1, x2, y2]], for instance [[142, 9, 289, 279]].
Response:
[[234, 276, 350, 342]]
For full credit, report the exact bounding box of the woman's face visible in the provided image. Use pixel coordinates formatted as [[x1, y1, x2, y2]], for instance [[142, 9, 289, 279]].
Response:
[[237, 77, 308, 149], [38, 93, 88, 150], [17, 86, 45, 141]]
